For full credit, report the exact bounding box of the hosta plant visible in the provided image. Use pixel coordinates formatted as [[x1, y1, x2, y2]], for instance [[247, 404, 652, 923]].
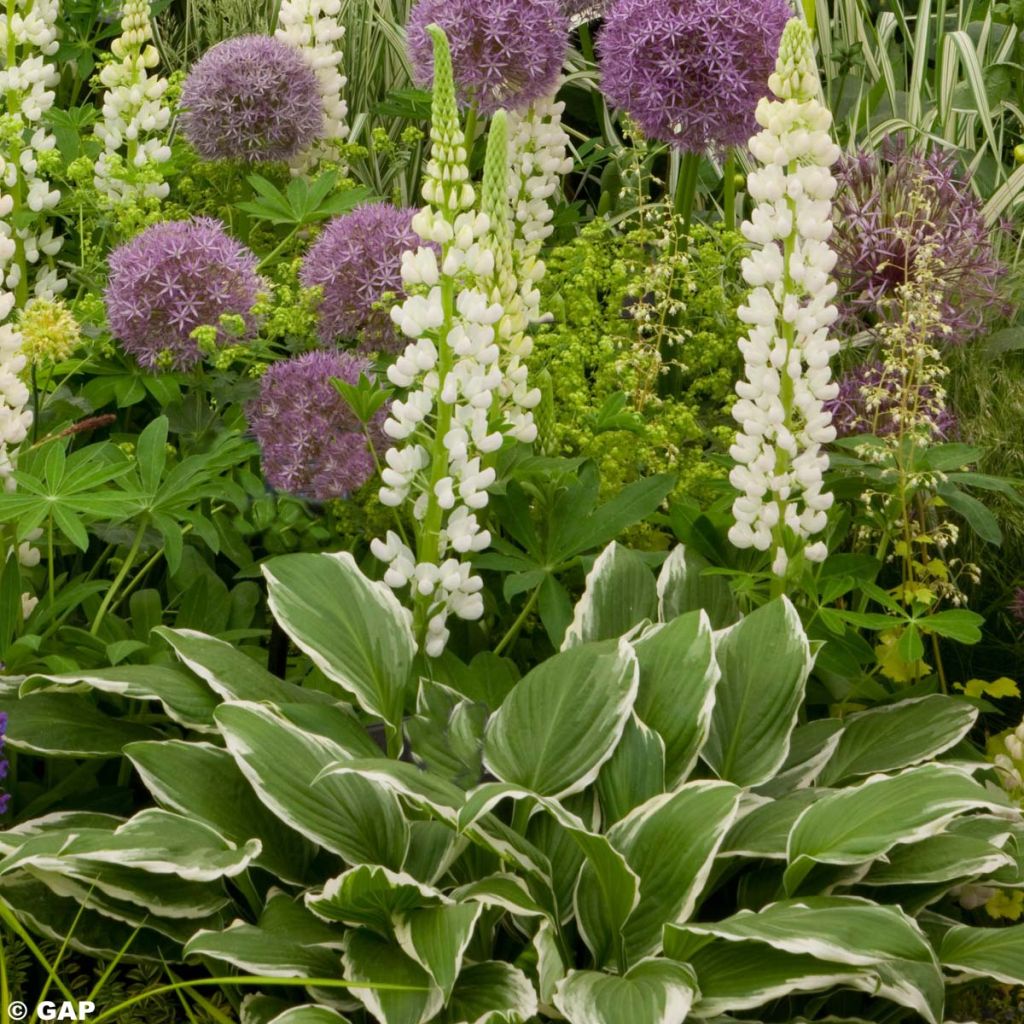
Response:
[[2, 545, 1024, 1023]]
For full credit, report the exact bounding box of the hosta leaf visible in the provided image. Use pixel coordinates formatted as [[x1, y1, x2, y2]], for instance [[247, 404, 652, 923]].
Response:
[[215, 702, 409, 869], [656, 544, 738, 629], [438, 962, 538, 1024], [553, 959, 697, 1024], [483, 639, 638, 799], [756, 719, 844, 798], [862, 833, 1014, 886], [186, 924, 337, 979], [396, 903, 483, 1004], [785, 764, 1010, 892], [596, 714, 665, 824], [940, 924, 1024, 985], [631, 611, 718, 787], [703, 598, 811, 787], [562, 543, 657, 647], [21, 664, 219, 732], [263, 551, 415, 732], [721, 790, 827, 860], [817, 695, 977, 785], [342, 929, 442, 1024], [451, 874, 547, 919]]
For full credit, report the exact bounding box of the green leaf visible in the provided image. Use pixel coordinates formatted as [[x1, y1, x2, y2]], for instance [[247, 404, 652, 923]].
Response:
[[631, 611, 718, 787], [483, 639, 638, 798], [702, 598, 811, 787], [437, 962, 538, 1024], [721, 790, 826, 860], [215, 701, 409, 868], [553, 959, 697, 1024], [817, 695, 977, 785], [126, 739, 316, 885], [862, 833, 1014, 886], [940, 924, 1024, 985], [136, 415, 169, 494], [6, 692, 161, 757], [936, 482, 1002, 544], [596, 714, 665, 824], [918, 608, 985, 644], [656, 545, 738, 629], [342, 929, 441, 1024], [396, 903, 483, 1004], [562, 543, 657, 647], [263, 552, 415, 734]]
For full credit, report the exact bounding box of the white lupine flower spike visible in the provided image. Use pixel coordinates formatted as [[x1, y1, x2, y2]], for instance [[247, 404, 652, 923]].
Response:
[[728, 18, 841, 581]]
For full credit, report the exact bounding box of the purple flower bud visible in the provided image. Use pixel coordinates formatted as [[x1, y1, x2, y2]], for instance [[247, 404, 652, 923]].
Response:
[[105, 218, 263, 370], [248, 350, 387, 501], [180, 35, 324, 163]]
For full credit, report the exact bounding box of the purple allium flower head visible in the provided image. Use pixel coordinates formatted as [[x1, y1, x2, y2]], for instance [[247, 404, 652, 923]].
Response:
[[406, 0, 569, 115], [105, 218, 263, 370], [248, 350, 386, 500], [180, 35, 324, 162], [300, 204, 422, 352], [825, 361, 957, 440], [832, 143, 1008, 343], [597, 0, 790, 152]]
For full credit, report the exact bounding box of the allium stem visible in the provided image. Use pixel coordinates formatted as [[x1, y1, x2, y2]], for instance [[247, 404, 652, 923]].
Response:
[[673, 150, 701, 233], [723, 150, 736, 231]]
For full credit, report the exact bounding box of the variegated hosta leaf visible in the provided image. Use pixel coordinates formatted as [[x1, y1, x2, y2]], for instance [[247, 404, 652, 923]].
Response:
[[451, 874, 547, 919], [755, 719, 844, 798], [940, 924, 1024, 985], [20, 664, 219, 732], [817, 695, 978, 785], [656, 545, 738, 629], [483, 638, 638, 799], [666, 895, 945, 1024], [215, 701, 410, 869], [861, 832, 1015, 886], [785, 763, 1013, 892], [263, 551, 416, 734], [596, 714, 665, 824], [702, 597, 811, 787], [437, 961, 538, 1024], [553, 959, 697, 1024], [562, 543, 657, 647], [396, 903, 482, 1004], [720, 789, 827, 860], [240, 994, 352, 1024], [631, 610, 718, 787]]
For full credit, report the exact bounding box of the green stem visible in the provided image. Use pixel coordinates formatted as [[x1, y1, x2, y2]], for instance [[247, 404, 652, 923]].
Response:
[[577, 22, 607, 131], [90, 518, 147, 636], [722, 150, 736, 232], [46, 515, 55, 614], [257, 225, 301, 272], [493, 585, 541, 656], [673, 150, 702, 235]]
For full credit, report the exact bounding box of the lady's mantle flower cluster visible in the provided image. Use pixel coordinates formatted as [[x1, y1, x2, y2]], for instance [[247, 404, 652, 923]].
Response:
[[0, 0, 64, 304], [275, 0, 348, 170], [728, 19, 841, 575], [371, 26, 541, 657], [105, 218, 263, 370], [180, 35, 324, 163], [93, 0, 172, 204]]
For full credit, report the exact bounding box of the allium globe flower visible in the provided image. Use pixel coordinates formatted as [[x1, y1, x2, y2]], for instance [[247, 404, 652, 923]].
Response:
[[300, 204, 421, 351], [180, 35, 324, 162], [105, 218, 263, 370], [248, 350, 385, 500], [598, 0, 791, 151], [826, 361, 956, 440], [406, 0, 569, 115], [832, 144, 1007, 344]]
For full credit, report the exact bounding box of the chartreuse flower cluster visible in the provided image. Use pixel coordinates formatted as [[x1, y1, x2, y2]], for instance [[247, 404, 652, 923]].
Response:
[[92, 0, 172, 204], [0, 0, 64, 305], [728, 18, 841, 577], [371, 26, 542, 657], [275, 0, 348, 171]]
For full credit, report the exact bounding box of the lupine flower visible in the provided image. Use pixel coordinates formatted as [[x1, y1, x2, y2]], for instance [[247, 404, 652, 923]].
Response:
[[0, 314, 31, 491], [0, 0, 64, 302], [728, 19, 841, 576], [300, 204, 421, 351], [93, 0, 172, 203], [406, 0, 569, 115], [248, 350, 383, 500], [598, 0, 790, 151], [832, 144, 1006, 344], [105, 218, 263, 370], [826, 361, 956, 441], [275, 0, 349, 170], [180, 35, 324, 163], [0, 711, 9, 814], [371, 27, 541, 658]]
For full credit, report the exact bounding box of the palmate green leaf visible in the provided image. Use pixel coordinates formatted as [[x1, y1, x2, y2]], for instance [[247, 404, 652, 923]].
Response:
[[553, 959, 697, 1024], [702, 597, 811, 787], [21, 664, 219, 733], [940, 924, 1024, 985], [666, 896, 945, 1024], [396, 903, 483, 1004], [817, 695, 977, 785], [483, 638, 638, 799], [125, 739, 317, 885], [342, 929, 442, 1024], [631, 610, 718, 787], [263, 551, 415, 735], [437, 962, 538, 1024], [562, 543, 657, 648], [215, 701, 409, 869], [6, 692, 161, 757], [785, 764, 1010, 893]]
